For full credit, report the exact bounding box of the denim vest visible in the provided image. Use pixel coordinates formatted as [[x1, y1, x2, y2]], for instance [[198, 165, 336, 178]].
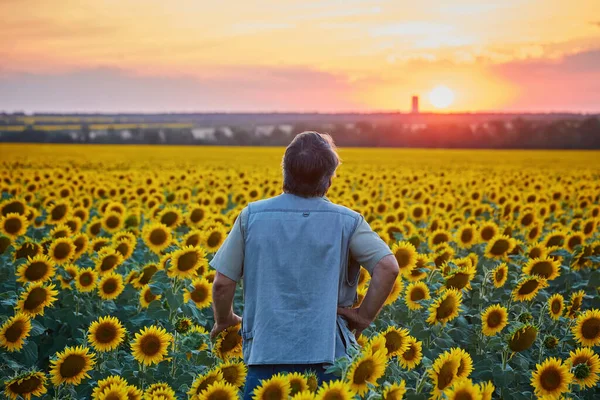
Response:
[[239, 193, 361, 365]]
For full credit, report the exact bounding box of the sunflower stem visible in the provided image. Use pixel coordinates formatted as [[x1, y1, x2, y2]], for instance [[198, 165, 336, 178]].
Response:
[[415, 372, 427, 394]]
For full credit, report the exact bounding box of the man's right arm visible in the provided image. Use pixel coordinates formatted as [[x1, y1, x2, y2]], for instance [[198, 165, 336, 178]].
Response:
[[338, 255, 399, 337]]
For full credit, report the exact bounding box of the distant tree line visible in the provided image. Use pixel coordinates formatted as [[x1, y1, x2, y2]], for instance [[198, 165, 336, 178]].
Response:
[[1, 117, 600, 149]]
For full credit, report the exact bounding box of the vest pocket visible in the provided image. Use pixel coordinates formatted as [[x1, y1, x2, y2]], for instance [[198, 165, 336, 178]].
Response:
[[241, 330, 253, 361], [337, 315, 359, 353]]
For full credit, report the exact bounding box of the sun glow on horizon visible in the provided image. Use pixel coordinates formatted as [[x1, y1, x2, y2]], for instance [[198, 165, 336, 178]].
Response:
[[428, 86, 455, 109]]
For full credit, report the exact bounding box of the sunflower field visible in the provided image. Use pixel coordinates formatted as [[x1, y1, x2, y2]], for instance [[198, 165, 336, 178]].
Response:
[[1, 144, 600, 400]]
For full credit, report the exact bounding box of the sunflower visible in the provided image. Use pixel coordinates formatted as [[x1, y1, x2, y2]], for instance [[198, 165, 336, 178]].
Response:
[[197, 381, 238, 400], [0, 313, 32, 352], [142, 223, 173, 254], [428, 229, 452, 248], [168, 245, 207, 279], [404, 282, 430, 310], [95, 247, 124, 275], [426, 289, 462, 326], [144, 382, 176, 400], [398, 336, 423, 370], [182, 229, 203, 248], [49, 223, 72, 239], [125, 385, 143, 400], [13, 240, 42, 261], [384, 275, 404, 306], [530, 357, 573, 399], [569, 347, 600, 388], [443, 265, 476, 291], [450, 348, 473, 379], [134, 263, 160, 288], [566, 232, 585, 252], [548, 294, 565, 320], [286, 372, 309, 396], [87, 218, 103, 238], [4, 371, 47, 400], [406, 254, 430, 281], [477, 381, 494, 400], [50, 345, 96, 386], [481, 304, 508, 336], [98, 272, 125, 301], [46, 201, 71, 224], [76, 267, 98, 292], [113, 238, 135, 260], [433, 244, 455, 268], [428, 350, 461, 398], [96, 383, 129, 400], [484, 234, 516, 259], [511, 276, 548, 302], [72, 233, 89, 258], [572, 309, 600, 347], [527, 242, 547, 260], [491, 263, 508, 288], [292, 390, 316, 400], [90, 237, 111, 253], [381, 326, 410, 357], [252, 373, 291, 400], [314, 380, 354, 400], [218, 360, 247, 388], [0, 198, 27, 216], [508, 324, 538, 352], [0, 212, 29, 238], [455, 224, 476, 248], [566, 290, 586, 319], [16, 282, 59, 317], [101, 212, 124, 233], [131, 325, 173, 366], [523, 257, 561, 281], [543, 230, 567, 249], [364, 334, 388, 357], [16, 254, 56, 284], [409, 204, 427, 222], [183, 278, 212, 309], [48, 237, 75, 265], [158, 206, 184, 229], [140, 286, 162, 308], [92, 375, 129, 399], [345, 350, 387, 395], [525, 223, 542, 243], [88, 316, 126, 352], [214, 324, 243, 360], [187, 206, 207, 227], [477, 222, 499, 243], [188, 369, 224, 398], [203, 226, 227, 252], [443, 378, 481, 400], [390, 241, 417, 277]]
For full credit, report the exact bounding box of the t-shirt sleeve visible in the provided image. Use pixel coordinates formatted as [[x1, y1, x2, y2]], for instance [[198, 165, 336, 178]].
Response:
[[208, 209, 246, 282], [349, 216, 393, 275]]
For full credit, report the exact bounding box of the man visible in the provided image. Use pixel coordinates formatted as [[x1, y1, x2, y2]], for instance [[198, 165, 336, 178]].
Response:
[[209, 131, 399, 399]]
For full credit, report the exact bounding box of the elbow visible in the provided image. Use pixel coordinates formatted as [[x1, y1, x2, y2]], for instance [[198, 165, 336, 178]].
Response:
[[212, 272, 236, 296], [376, 254, 400, 280]]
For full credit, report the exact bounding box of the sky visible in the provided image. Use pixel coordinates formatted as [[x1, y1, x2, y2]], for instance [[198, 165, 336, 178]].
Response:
[[1, 0, 599, 113]]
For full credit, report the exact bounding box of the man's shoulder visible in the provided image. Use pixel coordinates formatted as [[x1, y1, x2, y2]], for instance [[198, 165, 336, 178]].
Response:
[[325, 200, 361, 220]]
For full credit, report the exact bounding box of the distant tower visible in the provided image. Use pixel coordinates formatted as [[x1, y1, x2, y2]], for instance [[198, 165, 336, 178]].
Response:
[[411, 96, 419, 114]]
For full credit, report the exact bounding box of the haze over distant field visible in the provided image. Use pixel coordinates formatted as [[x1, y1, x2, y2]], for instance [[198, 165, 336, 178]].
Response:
[[1, 0, 599, 113]]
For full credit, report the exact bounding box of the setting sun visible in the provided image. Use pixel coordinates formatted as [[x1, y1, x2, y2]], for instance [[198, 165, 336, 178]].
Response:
[[428, 86, 455, 109]]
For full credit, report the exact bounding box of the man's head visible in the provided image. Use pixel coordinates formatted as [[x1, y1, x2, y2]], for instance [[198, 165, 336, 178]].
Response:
[[282, 131, 340, 198]]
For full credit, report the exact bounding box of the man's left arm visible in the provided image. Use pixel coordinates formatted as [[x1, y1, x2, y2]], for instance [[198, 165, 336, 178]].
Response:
[[209, 209, 246, 338]]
